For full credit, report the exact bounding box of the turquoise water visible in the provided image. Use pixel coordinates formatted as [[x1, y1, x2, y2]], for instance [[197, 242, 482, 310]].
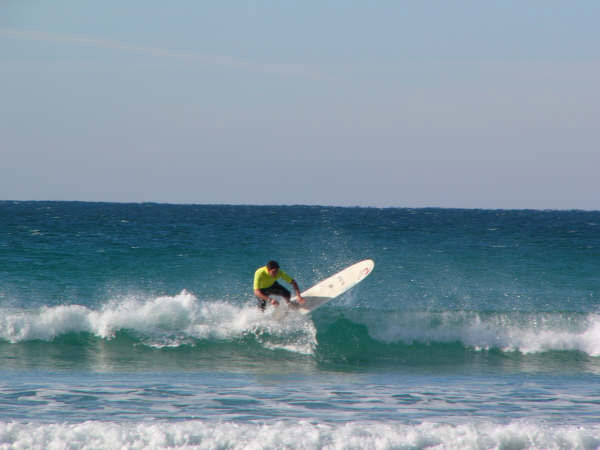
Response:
[[1, 201, 600, 448]]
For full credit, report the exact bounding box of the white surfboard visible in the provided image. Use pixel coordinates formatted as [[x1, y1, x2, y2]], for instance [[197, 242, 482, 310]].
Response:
[[293, 259, 374, 315]]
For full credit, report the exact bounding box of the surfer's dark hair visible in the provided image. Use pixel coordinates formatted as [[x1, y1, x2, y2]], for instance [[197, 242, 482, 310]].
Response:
[[267, 260, 280, 270]]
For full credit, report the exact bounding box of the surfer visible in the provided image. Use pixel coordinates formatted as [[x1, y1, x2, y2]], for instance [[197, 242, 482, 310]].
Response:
[[254, 260, 305, 311]]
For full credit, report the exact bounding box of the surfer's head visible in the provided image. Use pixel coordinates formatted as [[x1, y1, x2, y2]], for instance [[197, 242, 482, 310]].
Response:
[[266, 260, 279, 276]]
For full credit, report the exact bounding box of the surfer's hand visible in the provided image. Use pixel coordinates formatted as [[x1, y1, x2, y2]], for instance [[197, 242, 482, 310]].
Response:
[[270, 298, 279, 306], [297, 296, 305, 305]]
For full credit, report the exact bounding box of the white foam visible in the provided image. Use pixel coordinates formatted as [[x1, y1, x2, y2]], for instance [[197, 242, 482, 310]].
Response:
[[4, 294, 600, 357], [0, 291, 317, 355], [0, 420, 598, 450], [0, 304, 93, 342], [364, 310, 600, 356]]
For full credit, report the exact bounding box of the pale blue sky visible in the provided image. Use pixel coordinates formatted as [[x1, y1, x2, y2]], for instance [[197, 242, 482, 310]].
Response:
[[2, 1, 599, 209]]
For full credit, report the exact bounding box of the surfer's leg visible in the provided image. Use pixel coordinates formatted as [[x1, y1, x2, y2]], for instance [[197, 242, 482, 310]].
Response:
[[256, 283, 291, 311], [259, 283, 292, 307], [264, 282, 291, 302], [256, 297, 267, 312]]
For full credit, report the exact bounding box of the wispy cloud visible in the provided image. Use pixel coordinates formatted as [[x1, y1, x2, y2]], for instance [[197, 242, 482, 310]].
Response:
[[0, 28, 334, 81]]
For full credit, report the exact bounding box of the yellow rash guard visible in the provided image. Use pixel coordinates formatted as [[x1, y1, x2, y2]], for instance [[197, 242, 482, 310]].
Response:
[[253, 266, 293, 290]]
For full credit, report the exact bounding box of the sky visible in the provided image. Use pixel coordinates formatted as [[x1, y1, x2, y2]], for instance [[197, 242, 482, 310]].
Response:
[[1, 1, 599, 209]]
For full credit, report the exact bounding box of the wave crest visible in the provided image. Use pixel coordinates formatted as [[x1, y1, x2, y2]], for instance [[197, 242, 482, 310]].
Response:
[[3, 294, 600, 362], [0, 291, 317, 355], [359, 309, 600, 356]]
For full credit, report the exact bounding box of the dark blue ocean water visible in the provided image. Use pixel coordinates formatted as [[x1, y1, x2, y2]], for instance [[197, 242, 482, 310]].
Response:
[[1, 201, 600, 448]]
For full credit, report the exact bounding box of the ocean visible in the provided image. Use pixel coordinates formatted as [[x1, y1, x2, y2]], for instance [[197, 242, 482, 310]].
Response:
[[1, 201, 600, 449]]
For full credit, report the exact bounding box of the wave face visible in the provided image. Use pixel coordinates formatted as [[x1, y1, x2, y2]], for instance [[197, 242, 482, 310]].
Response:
[[2, 291, 600, 374]]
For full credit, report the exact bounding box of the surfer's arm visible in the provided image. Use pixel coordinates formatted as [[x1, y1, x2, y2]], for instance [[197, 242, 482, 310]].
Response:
[[254, 289, 279, 306], [291, 280, 305, 304]]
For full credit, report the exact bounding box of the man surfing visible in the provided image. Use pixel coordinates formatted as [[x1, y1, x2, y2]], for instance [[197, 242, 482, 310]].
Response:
[[254, 260, 305, 311]]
